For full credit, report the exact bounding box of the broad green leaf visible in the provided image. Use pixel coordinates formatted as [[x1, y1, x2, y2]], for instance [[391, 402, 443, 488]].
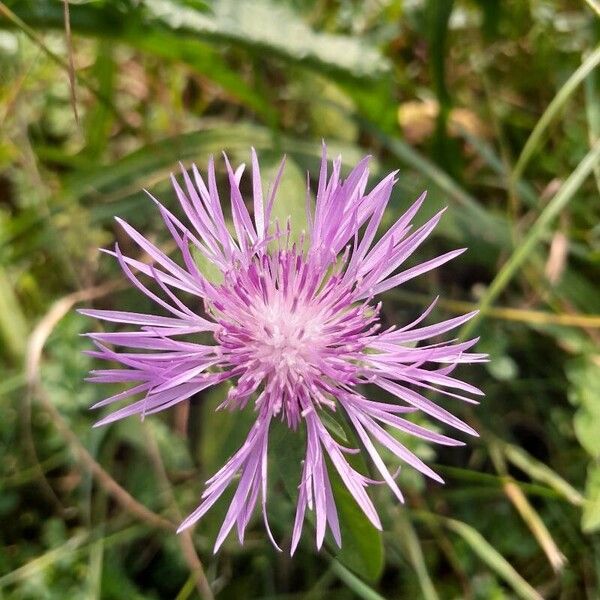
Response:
[[194, 384, 258, 543], [83, 41, 116, 160], [5, 0, 274, 121], [330, 469, 384, 583], [200, 383, 256, 473], [65, 124, 357, 202], [144, 0, 390, 79], [190, 245, 223, 284], [320, 410, 349, 443], [270, 418, 383, 582], [9, 0, 390, 123], [574, 410, 600, 459], [306, 79, 359, 143], [258, 152, 307, 245], [328, 418, 384, 582], [270, 420, 305, 503]]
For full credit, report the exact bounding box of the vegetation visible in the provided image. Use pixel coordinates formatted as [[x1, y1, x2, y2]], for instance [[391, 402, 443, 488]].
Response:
[[1, 1, 599, 598]]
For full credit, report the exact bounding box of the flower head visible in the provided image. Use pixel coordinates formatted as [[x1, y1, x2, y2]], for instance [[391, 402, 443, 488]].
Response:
[[82, 147, 485, 553]]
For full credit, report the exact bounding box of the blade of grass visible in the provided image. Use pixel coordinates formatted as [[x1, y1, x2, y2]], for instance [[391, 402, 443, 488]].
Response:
[[145, 423, 214, 600], [62, 0, 78, 124], [363, 121, 511, 250], [458, 125, 538, 207], [435, 464, 567, 501], [390, 288, 600, 329], [175, 572, 202, 600], [584, 0, 600, 17], [0, 525, 142, 589], [584, 47, 600, 195], [87, 535, 104, 599], [396, 512, 440, 600], [426, 0, 455, 169], [0, 532, 89, 589], [461, 139, 600, 338], [0, 265, 28, 361], [0, 1, 128, 129], [443, 517, 543, 600], [489, 444, 566, 574], [0, 46, 38, 126], [83, 40, 115, 160], [2, 451, 67, 488], [414, 512, 543, 600], [503, 479, 566, 573], [502, 443, 584, 506], [330, 560, 386, 600], [512, 45, 600, 182]]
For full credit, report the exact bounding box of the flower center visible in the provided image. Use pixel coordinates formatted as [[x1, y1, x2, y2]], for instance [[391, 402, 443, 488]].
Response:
[[253, 302, 319, 372], [211, 250, 377, 427]]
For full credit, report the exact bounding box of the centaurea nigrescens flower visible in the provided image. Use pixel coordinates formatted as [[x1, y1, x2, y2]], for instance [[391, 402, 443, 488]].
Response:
[[82, 147, 485, 553]]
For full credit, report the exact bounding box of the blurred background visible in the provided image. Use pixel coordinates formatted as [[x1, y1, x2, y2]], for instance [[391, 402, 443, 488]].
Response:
[[1, 1, 599, 598]]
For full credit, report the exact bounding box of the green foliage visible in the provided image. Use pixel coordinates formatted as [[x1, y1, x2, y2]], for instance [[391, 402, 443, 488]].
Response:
[[1, 0, 599, 597], [567, 355, 600, 533]]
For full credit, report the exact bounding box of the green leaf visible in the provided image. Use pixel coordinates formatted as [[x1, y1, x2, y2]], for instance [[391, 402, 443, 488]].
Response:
[[200, 383, 256, 473], [582, 464, 600, 533], [143, 0, 390, 79], [9, 0, 390, 124], [325, 414, 385, 582], [270, 418, 383, 582], [83, 40, 116, 160], [258, 152, 307, 245], [270, 420, 306, 504], [64, 124, 366, 226], [0, 265, 28, 361], [574, 410, 600, 459], [190, 245, 223, 284], [320, 410, 349, 443], [329, 469, 384, 583], [567, 356, 600, 459]]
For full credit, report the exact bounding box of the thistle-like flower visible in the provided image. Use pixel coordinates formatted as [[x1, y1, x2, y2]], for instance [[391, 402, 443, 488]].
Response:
[[82, 147, 485, 553]]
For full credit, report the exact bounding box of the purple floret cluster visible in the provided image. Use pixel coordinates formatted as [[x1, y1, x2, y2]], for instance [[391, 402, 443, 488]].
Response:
[[82, 146, 485, 553]]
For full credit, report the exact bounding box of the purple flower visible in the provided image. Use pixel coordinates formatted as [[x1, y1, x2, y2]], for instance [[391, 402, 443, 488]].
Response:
[[82, 146, 485, 553]]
